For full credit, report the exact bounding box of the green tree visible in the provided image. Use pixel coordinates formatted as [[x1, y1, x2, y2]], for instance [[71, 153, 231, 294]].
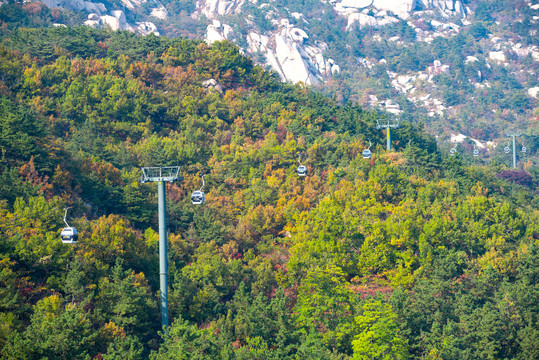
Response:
[[149, 317, 220, 360], [1, 295, 98, 360], [294, 264, 356, 352], [95, 259, 158, 341], [352, 299, 408, 360]]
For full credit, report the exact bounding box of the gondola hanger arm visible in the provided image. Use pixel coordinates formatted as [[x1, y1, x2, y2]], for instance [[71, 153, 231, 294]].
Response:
[[199, 174, 206, 191], [63, 207, 70, 227]]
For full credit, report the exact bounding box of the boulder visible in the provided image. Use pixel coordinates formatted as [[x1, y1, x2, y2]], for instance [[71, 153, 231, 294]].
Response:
[[528, 87, 539, 99], [84, 19, 101, 28], [347, 13, 378, 29], [136, 22, 159, 36], [489, 51, 506, 62], [101, 15, 121, 31], [202, 79, 224, 93], [205, 20, 234, 44], [200, 0, 245, 18], [371, 0, 417, 19], [121, 0, 144, 11], [83, 1, 106, 14], [111, 10, 127, 24], [151, 5, 168, 20]]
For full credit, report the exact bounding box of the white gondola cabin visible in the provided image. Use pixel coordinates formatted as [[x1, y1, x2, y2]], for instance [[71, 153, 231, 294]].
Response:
[[362, 149, 372, 159], [297, 153, 307, 177], [61, 227, 78, 244], [60, 207, 78, 244], [522, 146, 526, 153], [450, 148, 456, 156], [473, 149, 479, 157], [362, 139, 372, 159], [191, 175, 206, 205], [504, 146, 510, 154], [297, 165, 307, 177], [191, 190, 206, 205]]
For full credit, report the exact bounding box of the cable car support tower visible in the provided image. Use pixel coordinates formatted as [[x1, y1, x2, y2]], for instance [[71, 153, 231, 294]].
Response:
[[376, 118, 400, 151], [140, 166, 182, 331], [507, 132, 521, 169]]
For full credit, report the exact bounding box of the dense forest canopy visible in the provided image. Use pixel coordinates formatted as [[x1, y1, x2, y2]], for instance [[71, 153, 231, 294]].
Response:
[[0, 4, 538, 359]]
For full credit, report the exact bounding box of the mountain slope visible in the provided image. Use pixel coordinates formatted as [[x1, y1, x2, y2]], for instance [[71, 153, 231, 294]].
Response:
[[0, 20, 538, 360]]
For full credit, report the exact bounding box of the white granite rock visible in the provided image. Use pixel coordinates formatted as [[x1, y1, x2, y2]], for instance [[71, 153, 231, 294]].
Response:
[[136, 22, 159, 36], [275, 34, 316, 84], [199, 0, 246, 18], [290, 28, 308, 43], [213, 18, 338, 85], [206, 20, 235, 44], [151, 5, 168, 20], [347, 13, 378, 29], [489, 51, 506, 62], [370, 0, 416, 19], [528, 87, 539, 98], [101, 15, 121, 31], [83, 1, 106, 14], [84, 19, 101, 28], [111, 10, 127, 24], [202, 79, 224, 93], [34, 0, 162, 36], [121, 0, 145, 11]]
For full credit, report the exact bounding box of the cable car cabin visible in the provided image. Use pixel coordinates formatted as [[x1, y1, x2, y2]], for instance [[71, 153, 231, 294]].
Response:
[[473, 150, 479, 157], [449, 148, 456, 156], [297, 165, 307, 177], [522, 146, 527, 153], [191, 190, 206, 205], [362, 149, 372, 159], [504, 147, 510, 154], [60, 227, 78, 244]]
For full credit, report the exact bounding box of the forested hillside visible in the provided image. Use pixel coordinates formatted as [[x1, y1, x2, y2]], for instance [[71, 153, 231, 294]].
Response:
[[0, 23, 538, 359]]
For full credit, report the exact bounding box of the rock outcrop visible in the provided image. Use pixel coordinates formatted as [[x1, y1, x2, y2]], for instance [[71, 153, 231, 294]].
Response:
[[197, 0, 246, 18], [333, 0, 469, 30], [40, 0, 107, 14], [206, 20, 235, 44], [36, 0, 162, 36], [210, 18, 340, 85], [202, 79, 224, 94]]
